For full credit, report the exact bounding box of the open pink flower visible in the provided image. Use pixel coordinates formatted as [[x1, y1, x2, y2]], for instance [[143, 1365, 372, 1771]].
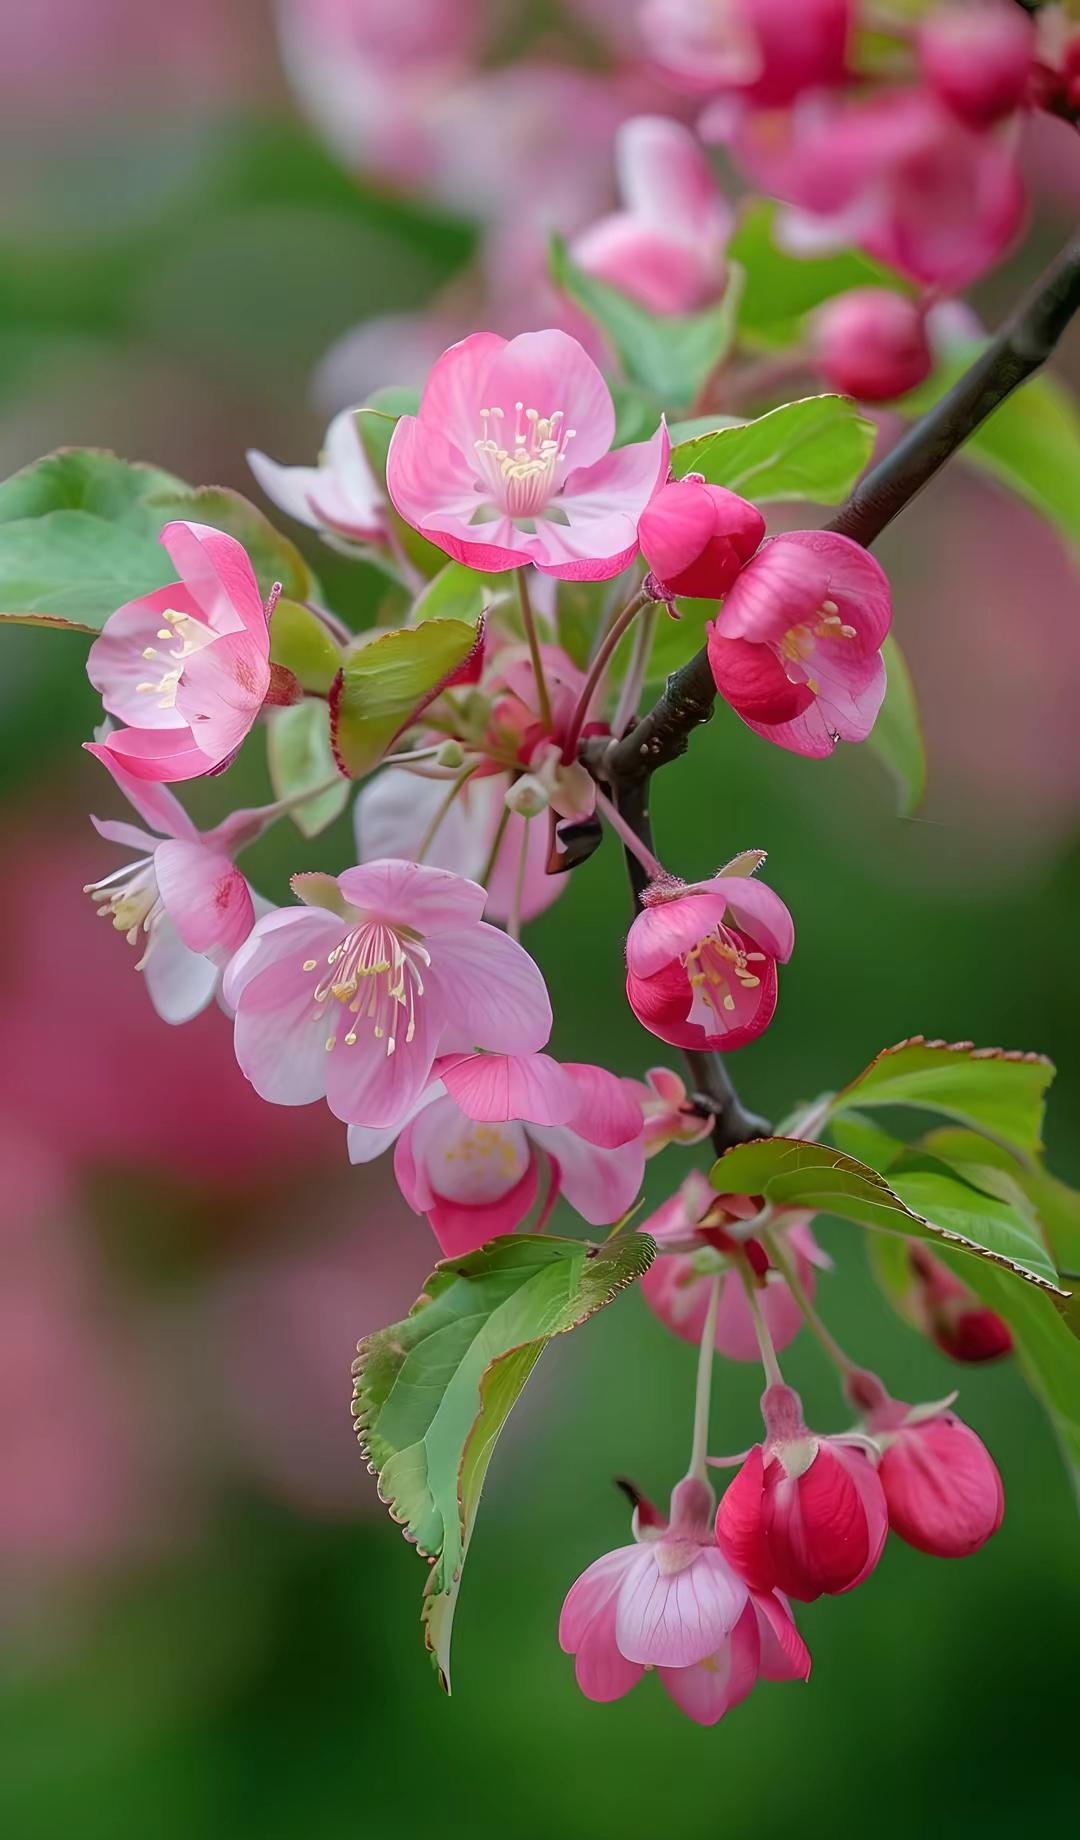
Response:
[[348, 1051, 644, 1255], [626, 859, 794, 1053], [625, 1066, 713, 1155], [643, 0, 852, 107], [82, 748, 258, 1025], [224, 860, 552, 1130], [571, 116, 733, 316], [248, 407, 385, 545], [638, 478, 765, 599], [715, 1383, 888, 1601], [707, 530, 892, 758], [560, 1474, 809, 1724], [640, 1171, 828, 1360], [864, 1390, 1004, 1559], [385, 330, 669, 580], [87, 521, 273, 782]]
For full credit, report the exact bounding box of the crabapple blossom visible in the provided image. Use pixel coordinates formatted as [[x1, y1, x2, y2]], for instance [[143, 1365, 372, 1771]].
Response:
[[715, 1383, 889, 1601], [625, 858, 794, 1053], [571, 116, 733, 316], [348, 1051, 645, 1255], [908, 1246, 1014, 1364], [626, 1067, 712, 1156], [857, 1382, 1005, 1558], [707, 530, 892, 758], [638, 478, 765, 600], [82, 748, 258, 1025], [559, 1474, 809, 1724], [918, 3, 1035, 129], [248, 407, 385, 546], [224, 860, 552, 1130], [813, 288, 933, 403], [641, 0, 852, 109], [385, 330, 669, 579], [639, 1171, 828, 1361], [87, 521, 274, 782]]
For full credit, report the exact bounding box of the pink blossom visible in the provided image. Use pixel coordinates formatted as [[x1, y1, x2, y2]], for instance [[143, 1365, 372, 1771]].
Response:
[[638, 478, 765, 600], [571, 116, 733, 316], [640, 1171, 828, 1360], [715, 1382, 888, 1601], [248, 407, 385, 545], [224, 860, 552, 1130], [625, 1067, 712, 1156], [813, 288, 933, 403], [348, 1051, 645, 1255], [642, 0, 852, 107], [82, 748, 258, 1025], [918, 3, 1035, 128], [908, 1245, 1014, 1364], [87, 521, 273, 782], [865, 1391, 1004, 1559], [707, 530, 892, 758], [559, 1474, 809, 1723], [385, 330, 669, 580], [625, 859, 794, 1053]]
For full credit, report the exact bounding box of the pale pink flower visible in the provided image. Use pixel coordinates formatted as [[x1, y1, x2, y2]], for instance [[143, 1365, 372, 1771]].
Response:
[[863, 1387, 1005, 1559], [87, 521, 273, 782], [715, 1383, 888, 1601], [639, 1171, 828, 1360], [918, 2, 1035, 128], [707, 531, 892, 758], [248, 407, 385, 545], [625, 1067, 712, 1156], [559, 1474, 809, 1723], [385, 330, 669, 580], [224, 860, 552, 1130], [813, 288, 933, 403], [625, 860, 794, 1053], [638, 478, 765, 599], [82, 748, 258, 1025], [571, 116, 733, 316], [348, 1051, 645, 1255], [642, 0, 852, 107]]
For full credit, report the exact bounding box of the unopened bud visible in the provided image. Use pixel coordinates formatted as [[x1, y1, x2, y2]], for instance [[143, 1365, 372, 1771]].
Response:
[[918, 2, 1035, 128], [814, 288, 933, 403], [638, 479, 765, 600], [436, 739, 466, 768], [505, 774, 550, 818]]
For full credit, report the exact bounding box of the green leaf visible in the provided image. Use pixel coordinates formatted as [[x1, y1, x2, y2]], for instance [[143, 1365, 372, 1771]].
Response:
[[730, 201, 902, 347], [145, 484, 318, 603], [710, 1136, 1067, 1298], [411, 561, 510, 626], [866, 633, 926, 816], [266, 700, 349, 840], [352, 1232, 655, 1689], [330, 617, 483, 778], [830, 1036, 1054, 1158], [267, 598, 343, 695], [644, 597, 715, 687], [670, 394, 876, 504], [550, 234, 741, 412]]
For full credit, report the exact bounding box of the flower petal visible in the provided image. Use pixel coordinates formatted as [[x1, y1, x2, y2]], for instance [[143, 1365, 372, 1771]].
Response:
[[715, 1446, 776, 1592], [530, 1126, 645, 1226], [562, 1061, 645, 1148], [439, 1052, 580, 1126], [86, 584, 209, 729], [483, 329, 616, 472], [153, 839, 255, 958], [336, 859, 488, 935], [559, 1545, 640, 1653], [574, 1594, 644, 1703], [615, 1545, 748, 1668], [142, 914, 220, 1025], [160, 520, 265, 639], [429, 925, 552, 1056], [86, 746, 198, 840], [415, 331, 506, 455], [657, 1602, 760, 1726]]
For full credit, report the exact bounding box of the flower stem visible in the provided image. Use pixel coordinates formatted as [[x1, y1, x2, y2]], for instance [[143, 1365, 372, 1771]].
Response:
[[416, 763, 478, 861], [562, 586, 649, 762], [766, 1231, 857, 1381], [689, 1274, 722, 1482], [738, 1260, 784, 1390], [478, 800, 512, 887], [507, 815, 530, 943], [612, 603, 657, 739], [516, 568, 553, 732], [594, 788, 665, 883]]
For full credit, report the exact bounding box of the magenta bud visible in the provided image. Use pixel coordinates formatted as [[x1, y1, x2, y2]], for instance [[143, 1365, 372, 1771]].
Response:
[[918, 2, 1035, 128], [638, 478, 765, 600], [814, 288, 933, 403]]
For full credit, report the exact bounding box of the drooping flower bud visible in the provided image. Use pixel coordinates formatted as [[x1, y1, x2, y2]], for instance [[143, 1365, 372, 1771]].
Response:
[[909, 1246, 1013, 1364], [638, 479, 766, 600], [813, 288, 933, 403], [864, 1393, 1004, 1558], [918, 3, 1035, 128]]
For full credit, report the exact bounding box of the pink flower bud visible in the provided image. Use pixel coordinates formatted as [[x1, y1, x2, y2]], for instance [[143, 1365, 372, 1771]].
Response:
[[866, 1397, 1004, 1558], [715, 1384, 888, 1601], [909, 1246, 1013, 1364], [638, 479, 766, 599], [918, 3, 1035, 128], [813, 288, 933, 403]]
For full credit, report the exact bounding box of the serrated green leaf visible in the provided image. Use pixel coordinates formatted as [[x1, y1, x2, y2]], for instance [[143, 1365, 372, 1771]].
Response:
[[352, 1232, 655, 1690], [411, 561, 510, 626], [710, 1136, 1066, 1298], [671, 394, 876, 504], [330, 617, 482, 778], [730, 201, 903, 347], [266, 700, 349, 839], [830, 1036, 1054, 1157], [268, 597, 343, 695], [550, 235, 742, 412], [145, 483, 318, 603], [866, 633, 926, 816]]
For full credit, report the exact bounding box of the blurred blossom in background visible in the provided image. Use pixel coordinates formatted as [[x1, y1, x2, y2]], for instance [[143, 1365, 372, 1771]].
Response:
[[0, 4, 1078, 1837]]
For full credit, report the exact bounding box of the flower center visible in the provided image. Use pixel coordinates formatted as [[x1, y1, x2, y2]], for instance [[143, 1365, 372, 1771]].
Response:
[[473, 402, 576, 521], [684, 927, 766, 1019], [436, 1118, 531, 1204], [305, 921, 431, 1056], [776, 598, 856, 694], [84, 858, 165, 969], [136, 607, 214, 711]]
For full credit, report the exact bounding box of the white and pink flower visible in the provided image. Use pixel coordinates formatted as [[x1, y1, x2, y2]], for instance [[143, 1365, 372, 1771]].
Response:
[[248, 407, 385, 546], [626, 1066, 713, 1156]]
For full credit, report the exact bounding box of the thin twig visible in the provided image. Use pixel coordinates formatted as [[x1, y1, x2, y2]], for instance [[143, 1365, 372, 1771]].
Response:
[[516, 568, 553, 732]]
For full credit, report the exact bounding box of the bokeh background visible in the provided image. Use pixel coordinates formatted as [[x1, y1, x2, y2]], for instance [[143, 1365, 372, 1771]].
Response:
[[1, 4, 1079, 1836]]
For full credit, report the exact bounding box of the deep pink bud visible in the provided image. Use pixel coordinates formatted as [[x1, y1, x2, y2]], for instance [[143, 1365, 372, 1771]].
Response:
[[918, 3, 1035, 128], [813, 288, 933, 403], [909, 1246, 1013, 1364], [867, 1397, 1004, 1558], [638, 479, 765, 600], [715, 1384, 888, 1602]]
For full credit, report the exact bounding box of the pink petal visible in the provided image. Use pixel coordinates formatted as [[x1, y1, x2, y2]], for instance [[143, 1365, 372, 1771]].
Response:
[[626, 891, 722, 979], [559, 1545, 640, 1653], [427, 1158, 540, 1257], [353, 767, 492, 883], [84, 728, 222, 786], [142, 914, 220, 1025], [657, 1601, 761, 1726], [528, 425, 670, 583], [336, 859, 487, 935], [90, 816, 160, 853], [530, 1126, 645, 1226], [878, 1417, 1003, 1558], [160, 520, 265, 639], [346, 1085, 440, 1166], [702, 874, 795, 963], [387, 418, 528, 571], [86, 746, 197, 840], [483, 807, 567, 924], [222, 906, 337, 1011], [715, 1447, 776, 1592], [562, 1061, 645, 1149], [625, 960, 695, 1041], [766, 1442, 887, 1600], [483, 330, 616, 473], [572, 216, 713, 317], [173, 630, 269, 765], [415, 331, 506, 455], [752, 1591, 812, 1683], [615, 1544, 748, 1669], [322, 994, 443, 1129], [429, 924, 552, 1056], [246, 451, 327, 533], [708, 632, 818, 725], [619, 115, 734, 240], [153, 840, 255, 958], [639, 479, 727, 585], [714, 535, 827, 644], [439, 1052, 580, 1126], [574, 1595, 644, 1703], [86, 584, 208, 730]]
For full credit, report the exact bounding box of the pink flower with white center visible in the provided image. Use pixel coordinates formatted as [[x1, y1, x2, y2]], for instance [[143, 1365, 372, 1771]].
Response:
[[625, 1067, 713, 1156], [82, 748, 258, 1025], [918, 3, 1035, 129], [813, 288, 933, 404], [625, 858, 794, 1053], [861, 1386, 1004, 1559], [715, 1383, 888, 1601], [638, 478, 766, 600], [224, 860, 552, 1131], [87, 521, 273, 783], [642, 0, 852, 108], [571, 116, 733, 317], [639, 1171, 829, 1361], [248, 407, 385, 546], [347, 1051, 645, 1256], [559, 1474, 809, 1724], [385, 330, 670, 581], [707, 530, 892, 759]]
